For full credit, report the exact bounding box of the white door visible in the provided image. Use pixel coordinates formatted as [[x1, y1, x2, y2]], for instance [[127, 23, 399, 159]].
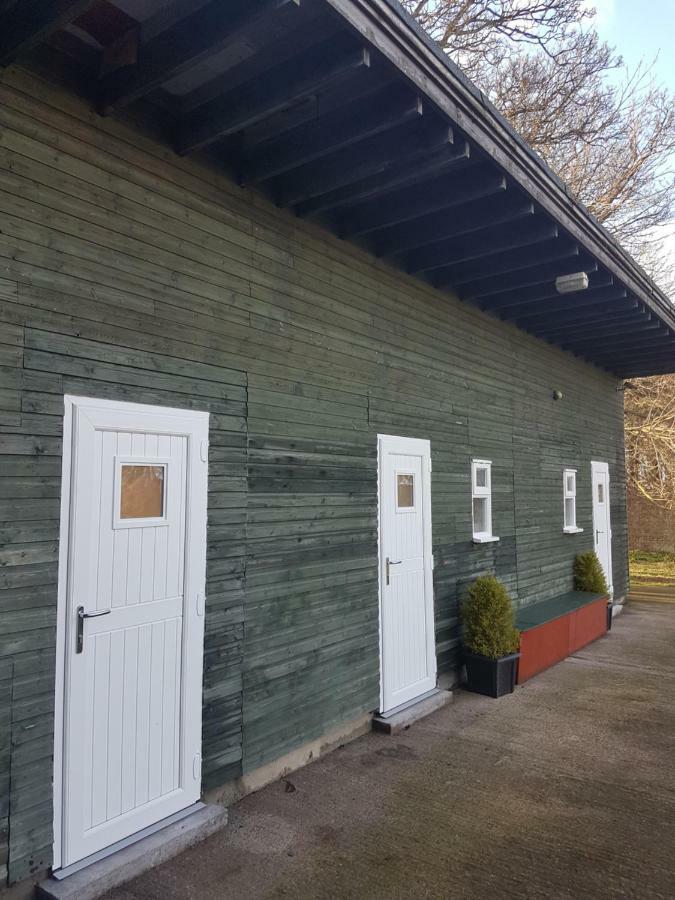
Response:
[[378, 435, 436, 714], [591, 460, 613, 596], [57, 397, 208, 868]]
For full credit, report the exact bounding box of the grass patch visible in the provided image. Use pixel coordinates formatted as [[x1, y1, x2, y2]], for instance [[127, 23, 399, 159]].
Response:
[[629, 551, 675, 584]]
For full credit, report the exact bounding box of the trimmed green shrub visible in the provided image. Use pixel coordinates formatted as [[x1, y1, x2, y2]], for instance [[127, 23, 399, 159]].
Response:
[[574, 551, 609, 593], [462, 575, 520, 660]]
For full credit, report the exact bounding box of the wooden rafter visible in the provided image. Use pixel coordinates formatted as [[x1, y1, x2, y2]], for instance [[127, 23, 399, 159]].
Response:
[[0, 0, 94, 67], [377, 196, 534, 259], [239, 87, 423, 185], [536, 312, 655, 342], [177, 37, 371, 155], [99, 0, 305, 115], [467, 258, 598, 302], [341, 167, 505, 238], [493, 282, 620, 319], [295, 141, 470, 218], [485, 275, 615, 314], [514, 295, 634, 330], [565, 330, 674, 356], [410, 221, 560, 276], [276, 118, 451, 207]]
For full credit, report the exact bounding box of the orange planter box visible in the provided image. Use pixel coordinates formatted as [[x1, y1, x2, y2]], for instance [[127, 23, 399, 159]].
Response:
[[517, 596, 608, 684]]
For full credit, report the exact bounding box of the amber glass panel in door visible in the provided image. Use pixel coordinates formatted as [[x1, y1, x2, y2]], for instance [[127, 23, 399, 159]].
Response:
[[120, 465, 164, 519]]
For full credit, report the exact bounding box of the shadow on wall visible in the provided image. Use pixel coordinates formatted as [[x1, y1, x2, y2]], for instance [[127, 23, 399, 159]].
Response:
[[628, 488, 675, 553]]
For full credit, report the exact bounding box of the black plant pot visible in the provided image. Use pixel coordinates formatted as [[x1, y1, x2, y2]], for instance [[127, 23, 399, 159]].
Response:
[[606, 602, 613, 632], [464, 651, 520, 698]]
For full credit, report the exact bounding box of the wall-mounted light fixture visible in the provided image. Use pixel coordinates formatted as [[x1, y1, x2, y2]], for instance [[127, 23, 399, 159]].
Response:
[[553, 390, 564, 401], [556, 272, 589, 294]]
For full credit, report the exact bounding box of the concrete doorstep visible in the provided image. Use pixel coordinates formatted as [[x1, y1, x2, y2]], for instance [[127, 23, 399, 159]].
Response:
[[372, 689, 453, 735], [38, 803, 228, 900]]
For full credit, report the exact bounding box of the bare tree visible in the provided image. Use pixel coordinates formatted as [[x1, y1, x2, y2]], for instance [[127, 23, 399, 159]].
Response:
[[402, 0, 592, 79], [401, 1, 675, 292], [625, 376, 675, 508]]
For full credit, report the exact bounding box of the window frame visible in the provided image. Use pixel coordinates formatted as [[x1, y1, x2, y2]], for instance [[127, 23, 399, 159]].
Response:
[[471, 459, 498, 543], [563, 467, 583, 534]]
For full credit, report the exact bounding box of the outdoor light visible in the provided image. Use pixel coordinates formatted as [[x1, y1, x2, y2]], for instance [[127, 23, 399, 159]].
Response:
[[553, 390, 564, 401], [555, 272, 589, 294]]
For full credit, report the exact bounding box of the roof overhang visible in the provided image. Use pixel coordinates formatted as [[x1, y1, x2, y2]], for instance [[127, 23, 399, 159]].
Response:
[[2, 0, 673, 378]]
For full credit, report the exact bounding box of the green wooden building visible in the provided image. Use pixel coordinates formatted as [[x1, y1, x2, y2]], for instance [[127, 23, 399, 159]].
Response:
[[0, 0, 673, 892]]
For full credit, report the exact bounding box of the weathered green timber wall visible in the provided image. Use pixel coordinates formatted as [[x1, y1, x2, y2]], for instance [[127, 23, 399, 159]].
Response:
[[0, 68, 628, 885]]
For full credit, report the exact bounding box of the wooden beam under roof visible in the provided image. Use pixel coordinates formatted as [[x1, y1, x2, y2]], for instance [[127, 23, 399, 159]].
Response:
[[583, 352, 675, 376], [465, 257, 598, 302], [294, 140, 471, 218], [533, 308, 642, 339], [275, 117, 451, 207], [564, 329, 675, 356], [341, 166, 506, 237], [238, 63, 393, 149], [538, 311, 656, 342], [491, 279, 619, 318], [615, 346, 675, 364], [448, 240, 579, 287], [0, 0, 94, 67], [238, 86, 423, 185], [485, 273, 614, 313], [176, 35, 371, 155], [377, 195, 534, 259], [99, 0, 304, 115], [514, 294, 634, 329], [622, 360, 675, 377], [408, 220, 559, 276]]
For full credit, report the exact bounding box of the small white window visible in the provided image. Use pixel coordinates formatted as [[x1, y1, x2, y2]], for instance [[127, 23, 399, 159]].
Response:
[[563, 468, 583, 533], [472, 459, 498, 542]]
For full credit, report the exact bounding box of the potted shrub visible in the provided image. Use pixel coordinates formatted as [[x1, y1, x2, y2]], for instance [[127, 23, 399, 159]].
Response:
[[462, 575, 520, 697], [573, 551, 612, 630]]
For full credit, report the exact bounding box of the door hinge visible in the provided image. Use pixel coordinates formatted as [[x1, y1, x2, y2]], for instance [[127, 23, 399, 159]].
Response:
[[200, 440, 208, 463], [193, 752, 202, 781], [196, 592, 205, 616]]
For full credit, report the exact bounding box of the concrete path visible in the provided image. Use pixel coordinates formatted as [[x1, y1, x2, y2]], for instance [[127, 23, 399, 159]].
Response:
[[106, 602, 675, 900]]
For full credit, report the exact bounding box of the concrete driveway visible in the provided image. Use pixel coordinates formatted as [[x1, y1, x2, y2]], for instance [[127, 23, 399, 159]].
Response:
[[107, 602, 675, 900]]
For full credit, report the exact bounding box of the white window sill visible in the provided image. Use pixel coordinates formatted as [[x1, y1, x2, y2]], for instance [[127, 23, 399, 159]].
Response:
[[563, 527, 584, 534], [472, 535, 500, 544]]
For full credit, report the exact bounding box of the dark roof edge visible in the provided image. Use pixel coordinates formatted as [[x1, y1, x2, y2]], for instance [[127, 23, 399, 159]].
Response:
[[324, 0, 675, 330]]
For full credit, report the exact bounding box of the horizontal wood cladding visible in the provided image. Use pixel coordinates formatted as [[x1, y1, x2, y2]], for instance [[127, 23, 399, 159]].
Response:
[[0, 68, 628, 882]]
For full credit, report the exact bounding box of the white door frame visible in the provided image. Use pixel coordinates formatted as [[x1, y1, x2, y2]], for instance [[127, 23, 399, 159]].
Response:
[[52, 396, 209, 870], [591, 460, 613, 597], [377, 434, 436, 714]]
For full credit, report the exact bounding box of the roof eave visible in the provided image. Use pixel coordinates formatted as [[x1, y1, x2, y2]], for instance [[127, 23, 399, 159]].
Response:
[[324, 0, 675, 335]]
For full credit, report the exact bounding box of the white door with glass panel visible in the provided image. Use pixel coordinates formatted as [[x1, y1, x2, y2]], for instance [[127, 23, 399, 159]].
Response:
[[58, 397, 208, 868], [591, 460, 613, 595], [378, 435, 436, 714]]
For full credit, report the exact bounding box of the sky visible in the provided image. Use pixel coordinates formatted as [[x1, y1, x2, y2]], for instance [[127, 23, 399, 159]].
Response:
[[589, 0, 675, 87], [587, 0, 675, 281]]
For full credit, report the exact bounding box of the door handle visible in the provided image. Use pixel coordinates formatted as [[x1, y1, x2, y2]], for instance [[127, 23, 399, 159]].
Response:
[[76, 606, 111, 654], [386, 558, 402, 585]]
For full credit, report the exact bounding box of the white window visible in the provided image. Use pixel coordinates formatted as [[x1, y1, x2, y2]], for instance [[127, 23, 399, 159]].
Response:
[[563, 468, 583, 533], [471, 459, 498, 542]]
